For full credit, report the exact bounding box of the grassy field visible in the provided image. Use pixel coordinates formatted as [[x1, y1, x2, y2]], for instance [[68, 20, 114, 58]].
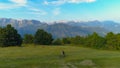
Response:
[[0, 45, 120, 68]]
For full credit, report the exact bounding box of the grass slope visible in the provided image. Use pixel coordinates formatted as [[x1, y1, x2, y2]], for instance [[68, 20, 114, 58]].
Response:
[[0, 45, 120, 68]]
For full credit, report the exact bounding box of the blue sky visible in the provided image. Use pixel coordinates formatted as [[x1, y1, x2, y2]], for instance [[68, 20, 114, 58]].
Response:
[[0, 0, 120, 22]]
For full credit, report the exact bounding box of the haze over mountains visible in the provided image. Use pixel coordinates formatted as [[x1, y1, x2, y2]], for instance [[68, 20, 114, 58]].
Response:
[[0, 18, 120, 38]]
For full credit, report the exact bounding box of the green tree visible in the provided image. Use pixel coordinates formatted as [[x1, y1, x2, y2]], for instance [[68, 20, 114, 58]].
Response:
[[62, 37, 71, 44], [0, 24, 22, 47], [105, 32, 117, 49], [52, 39, 62, 45], [115, 33, 120, 50], [71, 36, 85, 45], [85, 32, 105, 48], [0, 27, 6, 47], [23, 34, 34, 44], [34, 29, 53, 45]]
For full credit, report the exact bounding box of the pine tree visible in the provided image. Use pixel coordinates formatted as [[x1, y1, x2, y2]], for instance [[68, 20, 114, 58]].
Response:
[[34, 29, 53, 45], [0, 24, 22, 47]]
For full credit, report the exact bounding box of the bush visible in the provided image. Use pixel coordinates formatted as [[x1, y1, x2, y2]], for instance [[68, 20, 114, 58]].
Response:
[[52, 39, 62, 45]]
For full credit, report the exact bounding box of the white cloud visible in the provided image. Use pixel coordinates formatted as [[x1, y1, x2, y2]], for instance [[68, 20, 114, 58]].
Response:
[[68, 0, 96, 3], [43, 0, 65, 5], [0, 3, 10, 9], [43, 1, 49, 5], [27, 6, 47, 15], [9, 0, 27, 4], [28, 7, 41, 12], [0, 3, 21, 9], [53, 8, 61, 16], [0, 0, 47, 16], [44, 0, 96, 5], [29, 11, 47, 15], [0, 0, 28, 10]]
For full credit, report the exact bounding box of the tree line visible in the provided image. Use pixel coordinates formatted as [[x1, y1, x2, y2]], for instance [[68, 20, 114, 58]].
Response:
[[1, 24, 120, 50], [0, 24, 53, 47], [23, 28, 120, 50], [56, 32, 120, 50]]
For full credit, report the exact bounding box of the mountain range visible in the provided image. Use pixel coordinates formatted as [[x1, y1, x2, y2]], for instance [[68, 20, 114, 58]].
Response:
[[67, 20, 120, 33], [0, 18, 120, 38]]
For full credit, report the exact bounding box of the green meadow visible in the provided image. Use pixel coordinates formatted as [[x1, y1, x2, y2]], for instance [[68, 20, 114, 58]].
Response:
[[0, 45, 120, 68]]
